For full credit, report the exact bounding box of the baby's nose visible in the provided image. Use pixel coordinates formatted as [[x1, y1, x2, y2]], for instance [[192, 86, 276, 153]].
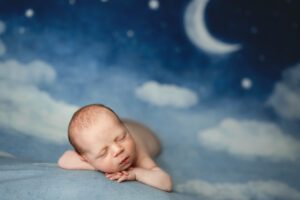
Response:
[[112, 143, 124, 157]]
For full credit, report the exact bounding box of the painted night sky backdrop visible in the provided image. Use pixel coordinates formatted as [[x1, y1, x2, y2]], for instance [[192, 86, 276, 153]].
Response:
[[1, 0, 300, 199]]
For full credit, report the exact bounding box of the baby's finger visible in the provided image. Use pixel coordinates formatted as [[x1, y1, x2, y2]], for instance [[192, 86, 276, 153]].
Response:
[[105, 173, 116, 178], [109, 177, 118, 181], [108, 171, 120, 175], [122, 171, 129, 175], [106, 175, 114, 179], [113, 173, 124, 180], [105, 173, 116, 177], [117, 175, 128, 183]]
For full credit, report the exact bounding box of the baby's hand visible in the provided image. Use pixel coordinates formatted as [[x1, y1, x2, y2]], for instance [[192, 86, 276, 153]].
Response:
[[105, 167, 136, 183]]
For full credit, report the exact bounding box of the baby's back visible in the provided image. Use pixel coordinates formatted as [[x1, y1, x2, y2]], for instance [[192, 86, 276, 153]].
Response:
[[122, 119, 161, 158]]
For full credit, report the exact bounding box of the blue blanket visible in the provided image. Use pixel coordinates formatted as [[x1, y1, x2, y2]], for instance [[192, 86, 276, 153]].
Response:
[[0, 157, 197, 200]]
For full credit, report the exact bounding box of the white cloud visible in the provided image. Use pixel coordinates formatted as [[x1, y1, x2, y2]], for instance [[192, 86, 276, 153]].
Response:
[[176, 179, 300, 200], [135, 81, 198, 108], [0, 20, 5, 34], [267, 63, 300, 120], [0, 20, 6, 56], [0, 60, 56, 84], [0, 60, 78, 144], [0, 151, 15, 158], [0, 40, 5, 56], [198, 118, 300, 161]]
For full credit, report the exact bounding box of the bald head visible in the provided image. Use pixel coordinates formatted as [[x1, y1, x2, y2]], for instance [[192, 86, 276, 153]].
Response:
[[68, 104, 121, 154]]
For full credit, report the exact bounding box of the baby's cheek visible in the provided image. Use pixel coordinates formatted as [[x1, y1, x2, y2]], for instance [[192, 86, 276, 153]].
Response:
[[129, 139, 136, 152], [93, 159, 108, 172], [101, 158, 120, 173], [127, 140, 135, 149]]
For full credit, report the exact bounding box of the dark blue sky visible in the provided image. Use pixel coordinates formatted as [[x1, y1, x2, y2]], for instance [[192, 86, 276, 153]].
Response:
[[1, 1, 300, 198], [1, 0, 299, 102]]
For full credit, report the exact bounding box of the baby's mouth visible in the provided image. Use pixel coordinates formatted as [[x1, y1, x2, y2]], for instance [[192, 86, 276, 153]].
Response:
[[120, 156, 130, 165]]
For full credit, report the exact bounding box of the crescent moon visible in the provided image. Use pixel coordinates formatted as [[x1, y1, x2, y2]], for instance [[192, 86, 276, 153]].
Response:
[[184, 0, 241, 54]]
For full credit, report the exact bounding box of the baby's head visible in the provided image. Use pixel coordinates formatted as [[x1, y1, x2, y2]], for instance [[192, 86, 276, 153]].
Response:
[[68, 104, 137, 173]]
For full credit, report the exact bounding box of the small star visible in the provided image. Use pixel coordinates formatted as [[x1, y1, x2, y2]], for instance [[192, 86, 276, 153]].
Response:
[[126, 30, 135, 38], [241, 78, 253, 90], [25, 9, 34, 18], [244, 10, 252, 16], [149, 0, 159, 10], [160, 22, 167, 29], [174, 47, 181, 54], [19, 27, 26, 34], [292, 22, 298, 29], [250, 26, 258, 34], [69, 0, 76, 5], [259, 54, 266, 62]]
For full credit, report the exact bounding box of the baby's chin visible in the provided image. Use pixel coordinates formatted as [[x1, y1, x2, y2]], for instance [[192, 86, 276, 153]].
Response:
[[98, 164, 132, 173], [120, 162, 133, 171], [103, 160, 134, 173]]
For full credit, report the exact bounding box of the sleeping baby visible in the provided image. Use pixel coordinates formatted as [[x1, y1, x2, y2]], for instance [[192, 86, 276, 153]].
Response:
[[58, 103, 172, 192]]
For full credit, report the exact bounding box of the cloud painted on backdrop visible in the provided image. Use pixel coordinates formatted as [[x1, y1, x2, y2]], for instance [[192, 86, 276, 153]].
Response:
[[267, 63, 300, 120], [0, 20, 5, 34], [0, 60, 78, 144], [135, 81, 198, 108], [0, 151, 15, 158], [198, 118, 300, 162], [0, 20, 6, 56], [176, 179, 300, 200]]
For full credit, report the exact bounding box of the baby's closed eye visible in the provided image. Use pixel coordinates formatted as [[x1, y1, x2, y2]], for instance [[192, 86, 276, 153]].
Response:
[[97, 148, 108, 158], [117, 132, 127, 141]]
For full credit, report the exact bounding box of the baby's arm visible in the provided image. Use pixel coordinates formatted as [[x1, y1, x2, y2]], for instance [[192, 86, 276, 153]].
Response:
[[57, 150, 96, 170], [106, 155, 172, 192], [133, 156, 172, 192], [133, 166, 172, 192]]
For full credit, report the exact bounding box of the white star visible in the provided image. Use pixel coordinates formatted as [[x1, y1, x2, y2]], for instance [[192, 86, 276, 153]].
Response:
[[25, 9, 34, 18], [126, 30, 135, 38], [149, 0, 159, 10], [19, 27, 26, 34], [241, 78, 253, 90], [69, 0, 76, 5]]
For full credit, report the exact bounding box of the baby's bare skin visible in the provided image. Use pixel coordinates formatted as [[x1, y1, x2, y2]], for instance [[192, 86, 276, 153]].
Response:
[[58, 104, 172, 191], [122, 119, 161, 158]]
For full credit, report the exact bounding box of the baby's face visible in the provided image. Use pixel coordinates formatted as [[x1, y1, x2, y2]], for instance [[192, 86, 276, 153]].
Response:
[[78, 115, 137, 173]]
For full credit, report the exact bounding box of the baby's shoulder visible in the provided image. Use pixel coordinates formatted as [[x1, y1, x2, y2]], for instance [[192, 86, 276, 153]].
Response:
[[134, 148, 157, 170]]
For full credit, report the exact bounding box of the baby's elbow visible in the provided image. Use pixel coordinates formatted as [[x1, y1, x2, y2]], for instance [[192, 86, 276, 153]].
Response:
[[57, 153, 70, 169], [162, 174, 173, 192], [57, 156, 66, 169], [166, 175, 173, 192]]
